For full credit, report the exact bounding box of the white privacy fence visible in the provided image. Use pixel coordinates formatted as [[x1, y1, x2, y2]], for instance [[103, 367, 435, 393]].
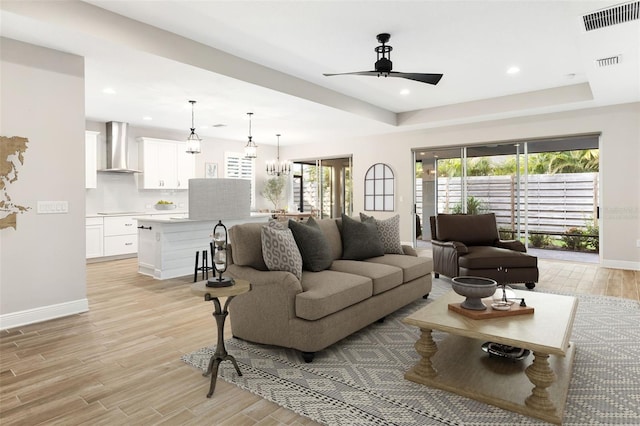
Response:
[[418, 173, 598, 235]]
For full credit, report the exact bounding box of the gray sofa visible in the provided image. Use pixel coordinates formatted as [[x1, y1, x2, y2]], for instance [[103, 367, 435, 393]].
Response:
[[226, 216, 433, 362]]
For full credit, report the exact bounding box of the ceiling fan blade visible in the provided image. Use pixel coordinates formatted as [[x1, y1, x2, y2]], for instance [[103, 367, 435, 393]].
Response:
[[323, 71, 378, 77], [388, 72, 443, 85]]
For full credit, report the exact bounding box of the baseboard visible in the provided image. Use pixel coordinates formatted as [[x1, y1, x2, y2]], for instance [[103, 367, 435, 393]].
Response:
[[0, 299, 89, 330], [601, 259, 640, 271]]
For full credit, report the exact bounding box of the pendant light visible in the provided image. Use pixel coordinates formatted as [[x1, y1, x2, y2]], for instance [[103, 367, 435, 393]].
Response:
[[185, 100, 201, 154], [244, 112, 257, 159], [266, 134, 291, 176]]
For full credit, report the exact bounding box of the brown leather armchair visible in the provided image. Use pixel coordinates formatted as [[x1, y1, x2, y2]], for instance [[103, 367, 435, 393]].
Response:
[[430, 213, 537, 289]]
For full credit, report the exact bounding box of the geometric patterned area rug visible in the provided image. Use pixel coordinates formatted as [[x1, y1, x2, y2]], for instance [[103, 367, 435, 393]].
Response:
[[182, 280, 640, 425]]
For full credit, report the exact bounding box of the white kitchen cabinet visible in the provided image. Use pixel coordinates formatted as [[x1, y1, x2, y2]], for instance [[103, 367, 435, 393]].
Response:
[[85, 131, 99, 188], [103, 215, 138, 256], [138, 137, 195, 189], [86, 217, 104, 258]]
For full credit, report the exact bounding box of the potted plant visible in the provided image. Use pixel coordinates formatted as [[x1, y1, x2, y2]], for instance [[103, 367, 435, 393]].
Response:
[[261, 176, 286, 212]]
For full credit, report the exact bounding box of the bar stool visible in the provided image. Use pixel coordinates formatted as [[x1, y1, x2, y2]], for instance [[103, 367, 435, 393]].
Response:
[[194, 242, 215, 282]]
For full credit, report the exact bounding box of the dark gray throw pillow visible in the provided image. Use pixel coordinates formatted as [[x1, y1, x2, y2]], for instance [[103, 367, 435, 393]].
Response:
[[288, 217, 333, 271], [341, 214, 385, 260]]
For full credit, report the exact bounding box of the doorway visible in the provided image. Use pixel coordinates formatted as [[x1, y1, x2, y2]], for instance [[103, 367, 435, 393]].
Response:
[[292, 157, 352, 219]]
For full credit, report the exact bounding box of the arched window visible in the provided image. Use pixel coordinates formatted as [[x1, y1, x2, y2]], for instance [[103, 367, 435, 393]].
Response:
[[364, 163, 394, 211]]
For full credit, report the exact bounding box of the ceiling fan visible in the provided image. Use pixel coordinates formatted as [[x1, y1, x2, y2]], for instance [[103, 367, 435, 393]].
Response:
[[323, 33, 443, 85]]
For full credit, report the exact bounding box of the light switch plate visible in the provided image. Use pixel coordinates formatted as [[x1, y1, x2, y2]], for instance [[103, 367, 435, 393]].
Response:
[[37, 201, 69, 214]]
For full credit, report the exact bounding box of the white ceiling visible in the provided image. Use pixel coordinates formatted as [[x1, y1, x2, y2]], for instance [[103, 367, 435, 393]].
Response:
[[1, 0, 638, 146]]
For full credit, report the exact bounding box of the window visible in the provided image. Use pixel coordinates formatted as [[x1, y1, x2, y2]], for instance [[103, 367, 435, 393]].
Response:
[[364, 163, 394, 211], [225, 152, 255, 208]]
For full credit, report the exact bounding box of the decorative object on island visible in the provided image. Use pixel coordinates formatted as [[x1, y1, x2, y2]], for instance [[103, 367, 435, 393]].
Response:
[[207, 220, 234, 287], [266, 134, 291, 176], [243, 112, 257, 159], [185, 100, 201, 154], [450, 276, 497, 310], [154, 200, 176, 210]]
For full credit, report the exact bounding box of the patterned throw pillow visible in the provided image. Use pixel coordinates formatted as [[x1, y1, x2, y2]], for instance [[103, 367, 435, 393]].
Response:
[[261, 226, 303, 280], [360, 213, 404, 254]]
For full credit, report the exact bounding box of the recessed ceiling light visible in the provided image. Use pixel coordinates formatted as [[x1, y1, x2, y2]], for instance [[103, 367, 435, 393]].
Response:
[[506, 66, 520, 75], [400, 89, 411, 96], [102, 87, 116, 94], [142, 116, 153, 121], [212, 124, 227, 128]]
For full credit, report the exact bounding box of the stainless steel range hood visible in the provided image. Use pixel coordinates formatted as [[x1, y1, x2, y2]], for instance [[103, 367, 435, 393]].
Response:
[[98, 121, 141, 173]]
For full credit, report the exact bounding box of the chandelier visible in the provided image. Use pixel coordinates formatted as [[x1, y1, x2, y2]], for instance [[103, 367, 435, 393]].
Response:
[[185, 100, 201, 154], [266, 134, 291, 176], [244, 112, 257, 159]]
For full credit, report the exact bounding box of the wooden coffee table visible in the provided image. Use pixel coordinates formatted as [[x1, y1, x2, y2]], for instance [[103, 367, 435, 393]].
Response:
[[403, 290, 578, 425]]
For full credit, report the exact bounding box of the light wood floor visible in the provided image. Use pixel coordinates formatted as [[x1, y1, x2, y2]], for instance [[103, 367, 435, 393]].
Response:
[[1, 257, 638, 425]]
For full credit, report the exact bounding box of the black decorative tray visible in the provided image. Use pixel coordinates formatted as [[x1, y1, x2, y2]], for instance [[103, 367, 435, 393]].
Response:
[[481, 342, 530, 361]]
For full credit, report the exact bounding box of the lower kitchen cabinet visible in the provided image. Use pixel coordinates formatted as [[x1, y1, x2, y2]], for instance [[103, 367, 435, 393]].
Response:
[[103, 215, 139, 256], [86, 217, 104, 258]]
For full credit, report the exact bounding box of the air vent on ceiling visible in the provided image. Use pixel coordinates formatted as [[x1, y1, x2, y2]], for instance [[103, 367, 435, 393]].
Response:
[[583, 1, 639, 31], [596, 55, 622, 67]]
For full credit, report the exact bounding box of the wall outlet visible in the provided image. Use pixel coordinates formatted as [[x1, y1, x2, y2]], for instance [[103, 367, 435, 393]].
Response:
[[637, 239, 640, 248]]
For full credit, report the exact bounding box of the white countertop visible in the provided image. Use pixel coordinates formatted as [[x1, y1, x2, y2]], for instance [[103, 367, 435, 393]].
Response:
[[86, 210, 188, 218], [134, 212, 271, 223]]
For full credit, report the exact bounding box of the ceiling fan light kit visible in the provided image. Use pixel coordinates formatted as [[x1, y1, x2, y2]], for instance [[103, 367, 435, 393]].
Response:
[[323, 33, 443, 85]]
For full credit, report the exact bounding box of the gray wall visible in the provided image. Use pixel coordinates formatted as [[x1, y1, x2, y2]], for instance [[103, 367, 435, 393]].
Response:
[[1, 38, 87, 327]]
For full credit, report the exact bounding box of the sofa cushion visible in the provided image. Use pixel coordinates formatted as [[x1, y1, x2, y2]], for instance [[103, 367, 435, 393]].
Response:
[[331, 259, 403, 295], [229, 222, 268, 271], [459, 246, 538, 269], [360, 213, 404, 255], [288, 217, 333, 271], [341, 214, 385, 260], [261, 226, 303, 280], [315, 218, 343, 260], [366, 254, 434, 283], [296, 270, 372, 320], [436, 213, 499, 246]]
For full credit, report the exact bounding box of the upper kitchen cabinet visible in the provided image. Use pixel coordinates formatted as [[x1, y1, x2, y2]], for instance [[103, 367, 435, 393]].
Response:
[[138, 137, 195, 189], [85, 131, 100, 188]]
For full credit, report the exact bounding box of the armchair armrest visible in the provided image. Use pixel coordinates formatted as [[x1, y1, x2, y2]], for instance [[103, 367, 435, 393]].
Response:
[[495, 239, 527, 252], [431, 239, 469, 255]]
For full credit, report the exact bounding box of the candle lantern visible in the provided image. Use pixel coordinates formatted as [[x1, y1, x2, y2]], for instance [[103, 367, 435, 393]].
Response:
[[207, 220, 235, 287]]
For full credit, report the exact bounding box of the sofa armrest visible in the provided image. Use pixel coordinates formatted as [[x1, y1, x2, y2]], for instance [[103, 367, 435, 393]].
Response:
[[227, 264, 303, 347], [402, 245, 418, 257], [495, 239, 527, 252]]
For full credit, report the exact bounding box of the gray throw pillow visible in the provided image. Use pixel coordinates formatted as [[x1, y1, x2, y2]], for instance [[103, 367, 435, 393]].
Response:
[[341, 214, 385, 260], [261, 226, 303, 280], [288, 217, 333, 271], [360, 213, 404, 254]]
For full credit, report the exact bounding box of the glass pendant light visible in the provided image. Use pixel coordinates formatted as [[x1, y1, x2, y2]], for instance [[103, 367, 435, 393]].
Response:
[[244, 112, 257, 159], [186, 100, 201, 154]]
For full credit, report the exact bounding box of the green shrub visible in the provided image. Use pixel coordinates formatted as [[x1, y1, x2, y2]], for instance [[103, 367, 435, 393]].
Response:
[[585, 221, 599, 251], [451, 196, 486, 215], [529, 233, 550, 248], [561, 227, 588, 251], [498, 227, 515, 240]]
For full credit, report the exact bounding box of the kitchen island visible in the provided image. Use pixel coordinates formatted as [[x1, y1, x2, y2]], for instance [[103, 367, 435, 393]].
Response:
[[135, 213, 270, 280]]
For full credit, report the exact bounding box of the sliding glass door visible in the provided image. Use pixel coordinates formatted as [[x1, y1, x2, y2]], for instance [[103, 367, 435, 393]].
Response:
[[414, 135, 599, 257]]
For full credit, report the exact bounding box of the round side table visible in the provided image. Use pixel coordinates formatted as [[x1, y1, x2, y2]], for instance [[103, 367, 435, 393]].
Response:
[[191, 278, 251, 398]]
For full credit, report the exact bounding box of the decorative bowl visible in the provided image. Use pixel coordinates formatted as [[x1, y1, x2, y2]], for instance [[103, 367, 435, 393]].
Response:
[[154, 203, 176, 210], [451, 276, 497, 310]]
